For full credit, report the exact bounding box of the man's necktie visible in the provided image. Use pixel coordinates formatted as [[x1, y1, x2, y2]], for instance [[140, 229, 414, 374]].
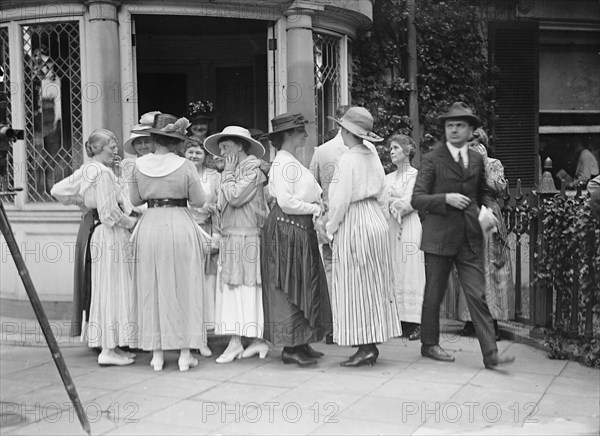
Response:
[[458, 151, 466, 175]]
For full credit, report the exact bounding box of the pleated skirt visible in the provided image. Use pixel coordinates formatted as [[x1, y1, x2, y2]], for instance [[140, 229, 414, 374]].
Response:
[[71, 210, 95, 337], [331, 199, 402, 346], [261, 204, 332, 347], [85, 224, 136, 349], [132, 207, 209, 350]]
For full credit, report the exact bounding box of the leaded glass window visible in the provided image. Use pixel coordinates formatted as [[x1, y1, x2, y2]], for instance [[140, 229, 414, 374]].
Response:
[[313, 32, 341, 145], [22, 22, 83, 202]]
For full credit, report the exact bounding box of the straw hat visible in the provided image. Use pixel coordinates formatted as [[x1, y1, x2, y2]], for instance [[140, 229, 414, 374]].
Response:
[[438, 102, 480, 127], [132, 113, 190, 141], [204, 126, 265, 158], [266, 112, 310, 138], [123, 111, 161, 155], [327, 106, 384, 143]]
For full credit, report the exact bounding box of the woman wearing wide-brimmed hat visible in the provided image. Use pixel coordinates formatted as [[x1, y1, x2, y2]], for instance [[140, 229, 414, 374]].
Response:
[[129, 113, 211, 372], [204, 126, 269, 363], [260, 113, 333, 367], [326, 107, 402, 367]]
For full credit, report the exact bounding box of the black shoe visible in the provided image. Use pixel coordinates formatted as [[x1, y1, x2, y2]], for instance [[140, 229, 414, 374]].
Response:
[[421, 344, 455, 362], [282, 347, 317, 367], [483, 351, 515, 369], [340, 345, 377, 367], [301, 344, 324, 358], [325, 334, 334, 344], [408, 326, 421, 341], [494, 320, 501, 341], [459, 321, 475, 337]]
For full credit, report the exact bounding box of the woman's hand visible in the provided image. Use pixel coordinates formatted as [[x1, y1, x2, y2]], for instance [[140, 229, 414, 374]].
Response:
[[224, 152, 238, 172]]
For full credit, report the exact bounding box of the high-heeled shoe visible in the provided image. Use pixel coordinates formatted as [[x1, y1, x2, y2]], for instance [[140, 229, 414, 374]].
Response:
[[301, 344, 324, 358], [178, 355, 199, 372], [281, 347, 317, 367], [340, 345, 377, 368], [216, 343, 244, 363], [240, 341, 268, 359], [150, 352, 164, 371], [198, 344, 212, 357]]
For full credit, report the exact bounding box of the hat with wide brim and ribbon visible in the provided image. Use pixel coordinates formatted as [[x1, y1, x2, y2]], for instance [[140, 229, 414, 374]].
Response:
[[204, 126, 266, 158], [438, 102, 480, 127], [132, 113, 190, 141], [124, 111, 162, 155], [266, 112, 311, 138], [327, 106, 384, 143]]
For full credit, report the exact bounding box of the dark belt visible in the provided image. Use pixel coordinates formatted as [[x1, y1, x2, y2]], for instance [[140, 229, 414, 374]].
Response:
[[147, 198, 188, 208]]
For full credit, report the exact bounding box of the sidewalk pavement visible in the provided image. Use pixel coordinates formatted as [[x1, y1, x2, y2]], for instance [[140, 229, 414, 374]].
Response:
[[1, 318, 598, 436]]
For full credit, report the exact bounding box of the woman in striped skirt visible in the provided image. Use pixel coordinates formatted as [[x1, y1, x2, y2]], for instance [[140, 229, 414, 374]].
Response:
[[326, 107, 403, 367]]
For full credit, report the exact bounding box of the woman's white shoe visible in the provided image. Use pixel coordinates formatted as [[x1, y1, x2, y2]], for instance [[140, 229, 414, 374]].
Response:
[[150, 351, 164, 371], [215, 344, 244, 363], [178, 355, 199, 372], [198, 344, 212, 357], [240, 341, 268, 359]]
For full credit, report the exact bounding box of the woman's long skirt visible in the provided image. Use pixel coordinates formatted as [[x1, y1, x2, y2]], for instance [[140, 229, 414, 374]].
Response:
[[261, 204, 332, 347], [132, 207, 209, 350], [332, 199, 402, 346], [85, 223, 136, 349], [71, 210, 96, 337]]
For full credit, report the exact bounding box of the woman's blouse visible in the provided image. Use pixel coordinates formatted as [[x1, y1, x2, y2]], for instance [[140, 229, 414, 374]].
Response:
[[267, 150, 321, 216], [219, 155, 267, 231], [129, 153, 205, 208], [327, 143, 387, 235], [190, 167, 221, 225], [79, 161, 136, 229], [484, 158, 507, 197], [386, 166, 418, 222]]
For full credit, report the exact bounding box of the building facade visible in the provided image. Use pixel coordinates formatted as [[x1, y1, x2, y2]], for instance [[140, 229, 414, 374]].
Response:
[[0, 0, 373, 318]]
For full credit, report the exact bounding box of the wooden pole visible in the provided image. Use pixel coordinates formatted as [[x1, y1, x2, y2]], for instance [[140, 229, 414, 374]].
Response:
[[407, 0, 420, 163], [0, 200, 91, 435]]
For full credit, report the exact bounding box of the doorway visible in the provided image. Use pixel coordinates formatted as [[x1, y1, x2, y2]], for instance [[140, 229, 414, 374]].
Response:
[[134, 15, 270, 133]]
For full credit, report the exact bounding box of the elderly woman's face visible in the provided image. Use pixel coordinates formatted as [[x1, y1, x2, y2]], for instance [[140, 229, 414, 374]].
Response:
[[218, 139, 242, 157], [185, 145, 206, 167], [97, 139, 118, 166], [390, 141, 410, 165], [133, 137, 154, 157]]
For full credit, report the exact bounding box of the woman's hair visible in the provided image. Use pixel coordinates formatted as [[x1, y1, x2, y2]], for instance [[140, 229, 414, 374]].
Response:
[[472, 128, 489, 149], [269, 131, 286, 151], [85, 129, 117, 158], [219, 136, 250, 154], [152, 133, 181, 152], [388, 133, 417, 162], [184, 140, 205, 152]]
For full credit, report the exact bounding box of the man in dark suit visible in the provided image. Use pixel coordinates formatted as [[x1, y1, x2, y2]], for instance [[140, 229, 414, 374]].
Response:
[[411, 102, 515, 369]]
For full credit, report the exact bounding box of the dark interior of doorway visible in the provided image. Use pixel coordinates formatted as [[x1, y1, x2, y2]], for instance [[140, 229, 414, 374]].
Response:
[[135, 15, 270, 134]]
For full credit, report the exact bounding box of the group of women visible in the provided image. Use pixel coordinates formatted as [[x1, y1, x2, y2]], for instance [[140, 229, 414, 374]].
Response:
[[51, 103, 511, 371]]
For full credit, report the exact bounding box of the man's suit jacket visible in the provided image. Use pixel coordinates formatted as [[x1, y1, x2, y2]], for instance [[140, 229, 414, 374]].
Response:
[[411, 144, 486, 257]]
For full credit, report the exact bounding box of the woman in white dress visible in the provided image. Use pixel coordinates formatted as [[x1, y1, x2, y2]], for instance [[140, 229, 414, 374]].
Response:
[[384, 134, 425, 341], [184, 140, 221, 357], [79, 129, 138, 366], [204, 126, 269, 363], [326, 107, 402, 367]]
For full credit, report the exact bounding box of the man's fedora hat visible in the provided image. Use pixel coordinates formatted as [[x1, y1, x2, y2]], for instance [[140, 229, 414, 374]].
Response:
[[132, 113, 190, 141], [204, 126, 266, 158], [438, 102, 480, 127], [267, 112, 311, 138], [328, 106, 384, 143]]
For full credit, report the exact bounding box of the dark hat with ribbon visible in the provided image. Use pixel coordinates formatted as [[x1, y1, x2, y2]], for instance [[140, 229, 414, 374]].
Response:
[[438, 102, 480, 127], [187, 100, 216, 123], [267, 112, 310, 137]]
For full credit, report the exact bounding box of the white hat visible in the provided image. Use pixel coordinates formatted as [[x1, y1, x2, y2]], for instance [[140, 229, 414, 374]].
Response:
[[124, 111, 161, 155], [204, 126, 265, 158], [328, 106, 384, 143]]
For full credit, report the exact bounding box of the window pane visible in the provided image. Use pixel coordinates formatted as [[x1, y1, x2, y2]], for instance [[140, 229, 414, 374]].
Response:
[[22, 22, 83, 202], [313, 33, 341, 145]]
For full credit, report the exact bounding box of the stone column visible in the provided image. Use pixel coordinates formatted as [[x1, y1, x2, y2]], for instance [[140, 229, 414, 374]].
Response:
[[285, 7, 316, 167], [83, 0, 123, 150]]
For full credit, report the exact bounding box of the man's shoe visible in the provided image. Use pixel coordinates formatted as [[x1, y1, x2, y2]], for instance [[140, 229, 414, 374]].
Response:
[[282, 347, 317, 367], [421, 344, 455, 362], [483, 351, 515, 369]]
